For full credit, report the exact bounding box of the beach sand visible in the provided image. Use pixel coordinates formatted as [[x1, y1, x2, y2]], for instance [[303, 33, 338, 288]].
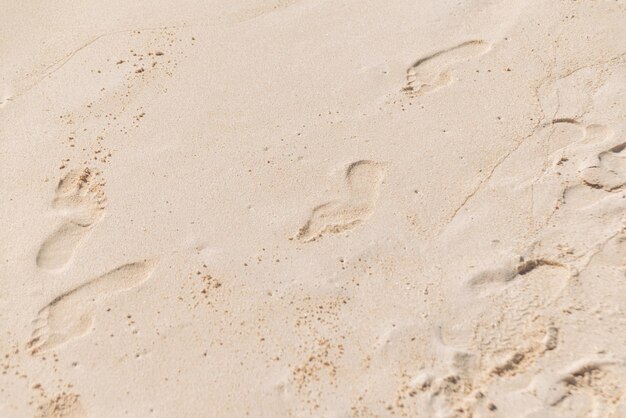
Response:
[[1, 1, 625, 416]]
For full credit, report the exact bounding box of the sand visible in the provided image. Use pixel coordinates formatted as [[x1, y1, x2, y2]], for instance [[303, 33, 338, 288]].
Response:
[[1, 0, 625, 417]]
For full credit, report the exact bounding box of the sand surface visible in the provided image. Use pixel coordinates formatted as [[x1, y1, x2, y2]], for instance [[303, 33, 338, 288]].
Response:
[[1, 1, 626, 417]]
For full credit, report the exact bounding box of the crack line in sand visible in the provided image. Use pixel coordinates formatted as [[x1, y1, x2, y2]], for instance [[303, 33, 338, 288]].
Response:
[[446, 119, 543, 226]]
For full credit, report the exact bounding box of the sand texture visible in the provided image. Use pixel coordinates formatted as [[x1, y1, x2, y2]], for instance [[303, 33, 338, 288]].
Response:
[[1, 0, 625, 417]]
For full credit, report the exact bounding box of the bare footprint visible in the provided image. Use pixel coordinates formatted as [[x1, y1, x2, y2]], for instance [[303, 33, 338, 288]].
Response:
[[526, 357, 624, 417], [579, 141, 625, 192], [403, 40, 492, 96], [296, 160, 387, 242], [466, 256, 565, 290], [462, 255, 570, 377], [37, 168, 106, 270], [532, 122, 619, 219], [406, 329, 478, 418], [36, 221, 107, 271], [28, 260, 156, 354]]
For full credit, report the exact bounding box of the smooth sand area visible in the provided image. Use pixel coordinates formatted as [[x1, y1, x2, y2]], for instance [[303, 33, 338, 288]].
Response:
[[1, 1, 625, 416]]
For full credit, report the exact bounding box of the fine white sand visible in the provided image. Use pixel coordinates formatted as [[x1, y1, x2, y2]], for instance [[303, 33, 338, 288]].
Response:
[[1, 1, 625, 417]]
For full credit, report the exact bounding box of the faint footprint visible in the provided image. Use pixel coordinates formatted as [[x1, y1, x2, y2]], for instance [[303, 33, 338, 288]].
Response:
[[526, 357, 624, 417], [28, 260, 156, 354], [36, 168, 106, 270], [488, 326, 558, 378], [296, 160, 387, 242], [463, 254, 569, 378], [532, 122, 617, 219], [579, 141, 625, 192], [403, 40, 491, 97], [466, 256, 564, 290]]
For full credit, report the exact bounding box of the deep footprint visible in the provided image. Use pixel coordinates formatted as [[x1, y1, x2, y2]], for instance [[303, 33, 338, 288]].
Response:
[[36, 168, 106, 271], [28, 260, 157, 354], [297, 160, 387, 242], [403, 40, 491, 97]]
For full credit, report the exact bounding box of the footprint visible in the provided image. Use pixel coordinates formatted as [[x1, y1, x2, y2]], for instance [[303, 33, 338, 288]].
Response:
[[532, 122, 619, 219], [403, 40, 491, 97], [296, 160, 387, 242], [526, 358, 624, 417], [36, 223, 98, 271], [462, 255, 569, 384], [36, 168, 106, 270], [579, 141, 625, 192], [466, 256, 564, 290], [373, 323, 481, 416], [28, 260, 156, 354], [465, 255, 569, 327], [51, 167, 106, 223]]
